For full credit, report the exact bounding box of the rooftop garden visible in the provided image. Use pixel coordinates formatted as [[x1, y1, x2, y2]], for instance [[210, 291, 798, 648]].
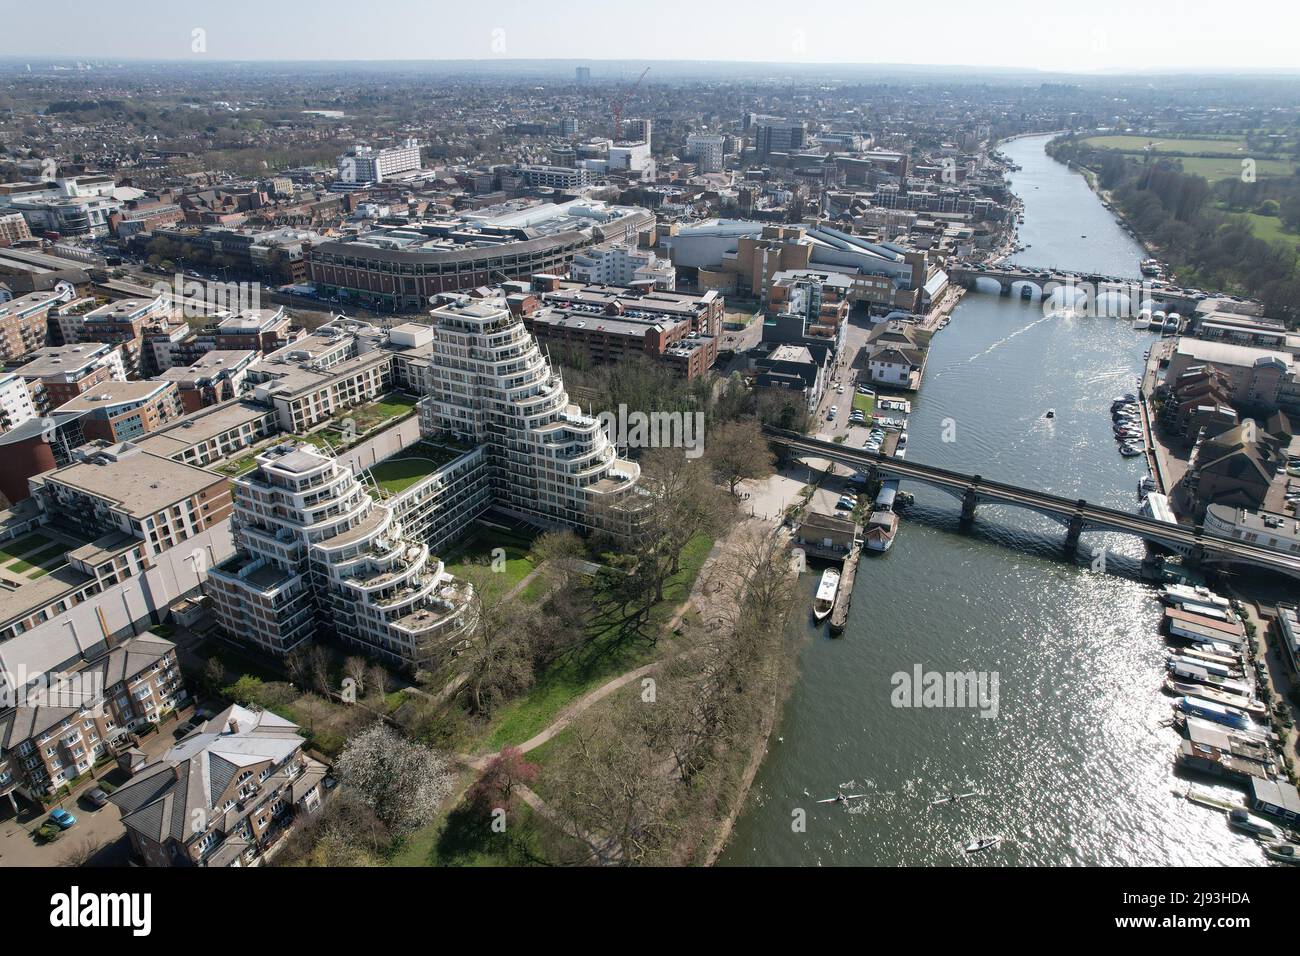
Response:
[[362, 442, 470, 498]]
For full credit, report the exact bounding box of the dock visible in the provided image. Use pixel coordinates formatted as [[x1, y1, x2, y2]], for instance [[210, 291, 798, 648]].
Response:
[[828, 539, 862, 636]]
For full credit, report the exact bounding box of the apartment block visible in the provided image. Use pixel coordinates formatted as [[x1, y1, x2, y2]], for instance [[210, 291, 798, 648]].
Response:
[[55, 379, 184, 443], [205, 443, 471, 669], [0, 633, 185, 803], [419, 296, 640, 532], [0, 372, 37, 434], [0, 289, 65, 363], [11, 342, 129, 414], [29, 441, 233, 558]]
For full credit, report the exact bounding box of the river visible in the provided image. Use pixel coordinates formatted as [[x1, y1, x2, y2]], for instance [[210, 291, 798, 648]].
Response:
[[719, 134, 1265, 867]]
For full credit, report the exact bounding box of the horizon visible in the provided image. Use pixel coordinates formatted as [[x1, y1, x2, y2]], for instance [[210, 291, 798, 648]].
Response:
[[6, 0, 1299, 74]]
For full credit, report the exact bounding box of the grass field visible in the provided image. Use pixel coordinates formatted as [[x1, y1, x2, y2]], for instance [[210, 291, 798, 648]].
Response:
[[1080, 134, 1253, 154], [442, 528, 538, 592], [0, 533, 68, 580], [1079, 134, 1297, 182], [1235, 212, 1300, 252], [852, 392, 875, 416]]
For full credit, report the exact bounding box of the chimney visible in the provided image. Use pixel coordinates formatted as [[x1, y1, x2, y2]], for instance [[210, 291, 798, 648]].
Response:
[[226, 717, 239, 735]]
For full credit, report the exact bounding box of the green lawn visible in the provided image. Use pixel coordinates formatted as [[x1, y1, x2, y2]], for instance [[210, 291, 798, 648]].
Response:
[[1236, 212, 1300, 252], [477, 532, 713, 753], [0, 532, 54, 564], [363, 443, 465, 496], [1078, 135, 1295, 182], [1080, 134, 1253, 154], [852, 392, 875, 416], [442, 528, 538, 592]]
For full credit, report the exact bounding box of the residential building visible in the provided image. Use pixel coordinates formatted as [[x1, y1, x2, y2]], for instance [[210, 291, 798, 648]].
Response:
[[0, 212, 31, 246], [337, 139, 422, 185], [570, 243, 676, 290], [11, 342, 128, 414], [0, 372, 37, 434], [419, 295, 641, 533], [0, 633, 185, 804], [0, 288, 68, 363], [108, 703, 326, 867], [515, 280, 720, 379], [684, 133, 726, 173], [156, 350, 260, 412], [55, 379, 184, 444], [205, 443, 471, 669], [29, 441, 233, 559]]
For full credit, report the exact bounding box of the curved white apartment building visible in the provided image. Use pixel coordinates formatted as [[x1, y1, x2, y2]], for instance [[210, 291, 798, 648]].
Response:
[[418, 296, 641, 532], [206, 443, 470, 670]]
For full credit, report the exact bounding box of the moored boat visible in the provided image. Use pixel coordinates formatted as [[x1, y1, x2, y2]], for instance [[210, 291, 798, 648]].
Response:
[[813, 568, 840, 622]]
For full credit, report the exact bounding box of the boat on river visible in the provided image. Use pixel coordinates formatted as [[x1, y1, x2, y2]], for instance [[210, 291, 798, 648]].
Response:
[[813, 568, 840, 622]]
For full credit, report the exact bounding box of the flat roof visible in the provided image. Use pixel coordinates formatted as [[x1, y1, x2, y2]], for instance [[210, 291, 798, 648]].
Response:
[[11, 343, 114, 379], [35, 446, 223, 517]]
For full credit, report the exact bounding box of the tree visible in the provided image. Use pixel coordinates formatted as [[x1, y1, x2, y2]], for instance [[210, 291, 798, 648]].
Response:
[[366, 663, 388, 700], [334, 721, 455, 836], [466, 746, 539, 819], [530, 528, 587, 592], [200, 657, 225, 699], [458, 567, 535, 717], [307, 643, 333, 697], [343, 656, 368, 698], [706, 419, 776, 494]]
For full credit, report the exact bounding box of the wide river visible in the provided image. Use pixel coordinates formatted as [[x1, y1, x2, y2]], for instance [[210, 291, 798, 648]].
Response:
[[720, 134, 1265, 867]]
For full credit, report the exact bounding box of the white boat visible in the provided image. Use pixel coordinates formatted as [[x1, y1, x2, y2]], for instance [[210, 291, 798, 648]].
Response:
[[931, 791, 981, 807], [1163, 678, 1267, 717], [965, 835, 1002, 853], [1120, 444, 1144, 457], [1228, 808, 1280, 840], [813, 568, 840, 622], [1160, 584, 1230, 611], [1166, 660, 1253, 697]]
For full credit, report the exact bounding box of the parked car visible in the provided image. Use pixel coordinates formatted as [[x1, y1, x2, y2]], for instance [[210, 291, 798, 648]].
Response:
[[835, 496, 856, 510], [83, 788, 110, 810], [48, 808, 77, 829]]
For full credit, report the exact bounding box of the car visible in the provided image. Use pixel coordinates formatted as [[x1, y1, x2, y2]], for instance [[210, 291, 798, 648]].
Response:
[[857, 386, 874, 395], [48, 808, 77, 829], [83, 788, 110, 810], [835, 497, 856, 510]]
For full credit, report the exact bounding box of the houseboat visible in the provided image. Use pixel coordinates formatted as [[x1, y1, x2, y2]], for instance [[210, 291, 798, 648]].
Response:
[[864, 511, 898, 552], [1175, 696, 1252, 730]]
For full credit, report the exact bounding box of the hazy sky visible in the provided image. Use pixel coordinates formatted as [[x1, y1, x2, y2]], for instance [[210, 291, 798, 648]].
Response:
[[7, 0, 1300, 73]]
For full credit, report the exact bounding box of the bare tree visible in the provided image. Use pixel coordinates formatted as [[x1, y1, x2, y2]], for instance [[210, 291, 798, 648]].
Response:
[[307, 643, 333, 697], [366, 663, 388, 700], [458, 567, 535, 716], [343, 656, 368, 698], [531, 528, 587, 592], [334, 721, 456, 837], [706, 419, 776, 495]]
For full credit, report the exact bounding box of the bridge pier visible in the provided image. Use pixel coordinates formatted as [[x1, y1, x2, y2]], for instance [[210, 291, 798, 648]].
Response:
[[1065, 513, 1084, 553], [998, 281, 1011, 297], [960, 487, 978, 524]]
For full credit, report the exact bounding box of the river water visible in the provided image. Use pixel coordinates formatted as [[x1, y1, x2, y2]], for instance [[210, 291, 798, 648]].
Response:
[[720, 134, 1265, 867]]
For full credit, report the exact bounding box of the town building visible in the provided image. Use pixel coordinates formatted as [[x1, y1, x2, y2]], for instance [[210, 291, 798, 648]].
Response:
[[108, 703, 326, 867], [513, 280, 720, 379], [11, 342, 129, 414], [54, 379, 184, 444], [0, 372, 37, 434], [570, 243, 675, 290]]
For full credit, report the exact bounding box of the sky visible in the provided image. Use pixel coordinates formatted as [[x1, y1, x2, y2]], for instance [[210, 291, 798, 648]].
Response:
[[5, 0, 1300, 74]]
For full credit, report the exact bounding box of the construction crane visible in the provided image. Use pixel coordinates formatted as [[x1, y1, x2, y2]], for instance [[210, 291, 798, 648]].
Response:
[[612, 66, 650, 140]]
